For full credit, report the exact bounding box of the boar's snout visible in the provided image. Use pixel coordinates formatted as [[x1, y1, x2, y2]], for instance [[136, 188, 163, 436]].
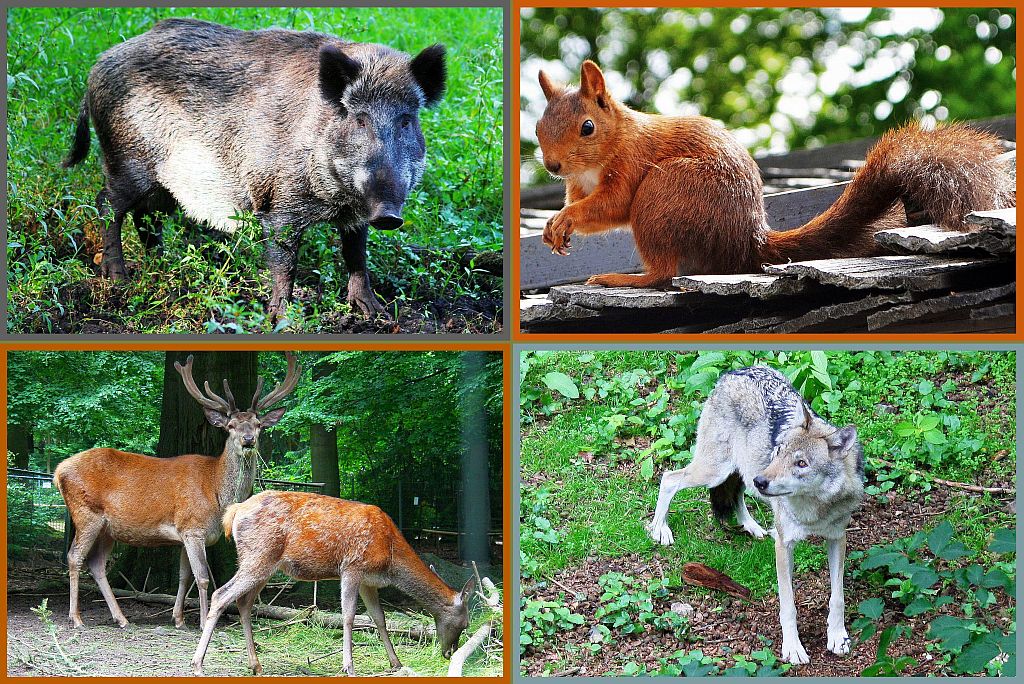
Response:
[[369, 205, 404, 231]]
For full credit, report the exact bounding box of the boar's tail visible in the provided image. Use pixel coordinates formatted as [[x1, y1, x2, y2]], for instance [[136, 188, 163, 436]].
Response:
[[62, 98, 91, 168]]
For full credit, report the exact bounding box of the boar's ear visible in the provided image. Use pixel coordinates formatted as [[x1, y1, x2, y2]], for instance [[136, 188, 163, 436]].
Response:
[[410, 44, 446, 107], [319, 44, 361, 105]]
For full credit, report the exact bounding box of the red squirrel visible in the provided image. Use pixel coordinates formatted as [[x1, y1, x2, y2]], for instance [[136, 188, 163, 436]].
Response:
[[535, 60, 1015, 289]]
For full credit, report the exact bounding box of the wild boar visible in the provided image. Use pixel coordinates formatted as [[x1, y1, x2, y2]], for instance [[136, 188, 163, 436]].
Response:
[[63, 17, 446, 318]]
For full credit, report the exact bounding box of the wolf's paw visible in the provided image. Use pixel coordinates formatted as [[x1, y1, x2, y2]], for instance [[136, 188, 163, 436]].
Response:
[[827, 629, 851, 655], [781, 640, 810, 665], [649, 523, 675, 546], [742, 520, 767, 539]]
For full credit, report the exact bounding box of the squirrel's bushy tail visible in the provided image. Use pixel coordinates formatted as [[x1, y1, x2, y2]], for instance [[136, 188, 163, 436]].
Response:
[[761, 123, 1014, 263], [62, 98, 91, 168]]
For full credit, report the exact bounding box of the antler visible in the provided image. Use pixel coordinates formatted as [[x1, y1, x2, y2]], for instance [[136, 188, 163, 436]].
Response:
[[174, 355, 233, 415], [251, 352, 301, 413]]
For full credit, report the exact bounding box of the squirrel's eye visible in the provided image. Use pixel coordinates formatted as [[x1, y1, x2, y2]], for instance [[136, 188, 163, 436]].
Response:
[[581, 119, 595, 136], [796, 460, 808, 468]]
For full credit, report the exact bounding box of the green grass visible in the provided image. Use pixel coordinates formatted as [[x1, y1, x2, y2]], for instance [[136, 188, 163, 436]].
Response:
[[7, 7, 503, 334], [206, 604, 502, 676]]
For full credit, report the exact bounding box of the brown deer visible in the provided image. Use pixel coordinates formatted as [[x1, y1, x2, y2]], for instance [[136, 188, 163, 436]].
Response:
[[53, 352, 301, 630], [191, 490, 476, 676]]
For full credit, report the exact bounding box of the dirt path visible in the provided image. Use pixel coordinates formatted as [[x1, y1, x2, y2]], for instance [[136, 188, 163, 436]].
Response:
[[521, 489, 1015, 677]]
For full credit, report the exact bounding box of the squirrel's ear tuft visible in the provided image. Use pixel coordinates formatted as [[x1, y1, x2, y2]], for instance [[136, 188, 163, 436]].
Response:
[[579, 60, 607, 101], [538, 70, 562, 101]]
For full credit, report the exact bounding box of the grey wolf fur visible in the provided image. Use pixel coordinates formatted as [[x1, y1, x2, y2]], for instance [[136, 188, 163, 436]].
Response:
[[63, 18, 446, 317], [648, 366, 864, 665]]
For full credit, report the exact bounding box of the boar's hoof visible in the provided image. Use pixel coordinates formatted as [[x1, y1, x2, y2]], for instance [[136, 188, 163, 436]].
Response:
[[101, 258, 127, 281], [347, 288, 389, 319]]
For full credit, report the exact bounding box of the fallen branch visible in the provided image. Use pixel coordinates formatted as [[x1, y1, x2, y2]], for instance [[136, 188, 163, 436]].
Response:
[[108, 588, 432, 639], [873, 459, 1015, 495], [682, 563, 751, 602], [447, 623, 492, 677]]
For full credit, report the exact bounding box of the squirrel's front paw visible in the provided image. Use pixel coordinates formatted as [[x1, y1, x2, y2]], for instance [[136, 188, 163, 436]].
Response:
[[543, 210, 575, 256]]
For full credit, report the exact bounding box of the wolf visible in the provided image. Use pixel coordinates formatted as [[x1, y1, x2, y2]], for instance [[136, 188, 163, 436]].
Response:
[[63, 18, 446, 318], [648, 365, 864, 665]]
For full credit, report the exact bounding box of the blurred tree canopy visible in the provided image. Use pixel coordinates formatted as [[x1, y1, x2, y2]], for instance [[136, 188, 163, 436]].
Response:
[[6, 350, 503, 535], [520, 7, 1016, 186]]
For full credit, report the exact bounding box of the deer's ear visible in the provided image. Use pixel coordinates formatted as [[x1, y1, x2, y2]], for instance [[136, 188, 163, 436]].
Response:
[[203, 407, 229, 428], [260, 407, 287, 428], [459, 577, 476, 603]]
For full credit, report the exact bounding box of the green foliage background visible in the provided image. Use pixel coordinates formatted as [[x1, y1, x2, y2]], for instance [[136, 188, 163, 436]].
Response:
[[7, 7, 504, 333], [7, 350, 503, 532], [520, 7, 1016, 186]]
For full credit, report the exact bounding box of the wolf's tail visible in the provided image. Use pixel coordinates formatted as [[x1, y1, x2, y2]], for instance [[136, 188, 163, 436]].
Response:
[[62, 98, 91, 168], [709, 472, 743, 524]]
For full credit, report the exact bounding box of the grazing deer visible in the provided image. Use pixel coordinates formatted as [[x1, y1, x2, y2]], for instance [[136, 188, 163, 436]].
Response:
[[53, 352, 301, 630], [191, 490, 476, 676]]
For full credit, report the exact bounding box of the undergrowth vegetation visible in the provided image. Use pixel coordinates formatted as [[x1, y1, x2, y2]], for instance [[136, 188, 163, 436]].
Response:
[[7, 7, 503, 334], [519, 350, 1015, 677]]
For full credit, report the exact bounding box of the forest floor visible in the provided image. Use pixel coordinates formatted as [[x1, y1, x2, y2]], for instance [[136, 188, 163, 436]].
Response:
[[7, 572, 503, 677], [519, 351, 1017, 677]]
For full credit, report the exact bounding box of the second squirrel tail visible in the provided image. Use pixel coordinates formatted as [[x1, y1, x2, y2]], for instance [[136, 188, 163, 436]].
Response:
[[760, 123, 1014, 264]]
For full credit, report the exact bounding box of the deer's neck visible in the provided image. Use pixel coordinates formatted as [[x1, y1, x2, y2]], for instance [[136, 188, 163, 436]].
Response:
[[388, 544, 457, 617], [215, 443, 256, 510]]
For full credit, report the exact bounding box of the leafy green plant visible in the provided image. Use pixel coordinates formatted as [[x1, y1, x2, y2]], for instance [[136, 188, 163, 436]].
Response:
[[520, 597, 585, 654]]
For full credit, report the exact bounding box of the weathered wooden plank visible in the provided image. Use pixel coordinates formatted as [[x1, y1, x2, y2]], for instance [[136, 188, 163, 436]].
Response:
[[519, 228, 644, 291], [865, 283, 1015, 331], [671, 272, 806, 299], [760, 292, 912, 334], [520, 295, 600, 324], [547, 283, 692, 310], [763, 255, 995, 291], [873, 223, 1015, 255], [763, 182, 847, 231], [965, 207, 1017, 232], [970, 302, 1015, 320]]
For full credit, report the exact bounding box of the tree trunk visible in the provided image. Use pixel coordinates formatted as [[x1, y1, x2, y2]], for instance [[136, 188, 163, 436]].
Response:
[[310, 425, 341, 498], [458, 352, 491, 565], [113, 351, 259, 594], [309, 355, 341, 498], [8, 422, 33, 469]]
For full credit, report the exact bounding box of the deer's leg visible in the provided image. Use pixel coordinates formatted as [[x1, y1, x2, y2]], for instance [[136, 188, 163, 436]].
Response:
[[173, 546, 194, 628], [192, 569, 271, 676], [182, 534, 211, 630], [85, 531, 128, 628], [237, 584, 266, 675], [360, 584, 402, 670], [340, 572, 363, 676], [66, 514, 105, 628]]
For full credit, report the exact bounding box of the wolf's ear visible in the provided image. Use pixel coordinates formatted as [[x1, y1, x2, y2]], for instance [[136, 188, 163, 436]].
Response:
[[411, 44, 446, 107], [796, 400, 813, 430], [828, 425, 858, 454], [319, 44, 361, 104], [579, 60, 608, 107], [538, 70, 563, 101]]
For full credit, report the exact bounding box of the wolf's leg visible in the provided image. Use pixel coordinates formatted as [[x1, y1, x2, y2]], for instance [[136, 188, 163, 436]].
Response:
[[735, 498, 767, 539], [775, 533, 809, 665], [826, 534, 851, 655], [649, 459, 730, 546]]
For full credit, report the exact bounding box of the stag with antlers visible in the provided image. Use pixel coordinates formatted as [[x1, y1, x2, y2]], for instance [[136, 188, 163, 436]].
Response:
[[53, 351, 301, 629]]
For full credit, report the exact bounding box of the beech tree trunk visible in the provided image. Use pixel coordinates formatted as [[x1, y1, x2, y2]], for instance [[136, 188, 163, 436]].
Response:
[[113, 351, 259, 593], [309, 356, 341, 499], [458, 352, 491, 565]]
